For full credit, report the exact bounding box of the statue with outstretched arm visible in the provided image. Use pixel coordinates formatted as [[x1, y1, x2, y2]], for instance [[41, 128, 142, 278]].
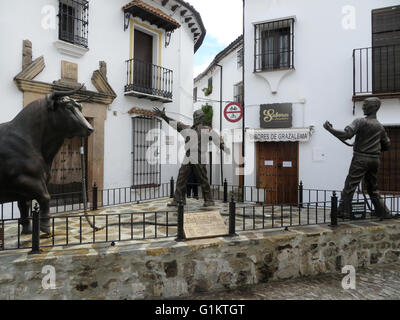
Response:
[[323, 97, 391, 220], [153, 107, 230, 207]]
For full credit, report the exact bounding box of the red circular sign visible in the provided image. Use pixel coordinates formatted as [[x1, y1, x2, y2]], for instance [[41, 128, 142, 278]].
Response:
[[224, 102, 243, 123]]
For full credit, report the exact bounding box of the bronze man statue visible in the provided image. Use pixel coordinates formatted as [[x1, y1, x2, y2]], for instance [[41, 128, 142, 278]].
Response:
[[152, 108, 230, 207], [323, 97, 391, 219]]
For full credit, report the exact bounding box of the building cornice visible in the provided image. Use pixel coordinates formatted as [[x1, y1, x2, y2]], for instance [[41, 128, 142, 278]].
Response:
[[14, 79, 116, 105]]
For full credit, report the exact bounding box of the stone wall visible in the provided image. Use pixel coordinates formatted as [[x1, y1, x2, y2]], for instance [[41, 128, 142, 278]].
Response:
[[0, 220, 399, 299]]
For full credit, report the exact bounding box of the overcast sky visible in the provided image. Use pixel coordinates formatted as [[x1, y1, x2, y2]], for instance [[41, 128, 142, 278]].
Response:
[[189, 0, 243, 77]]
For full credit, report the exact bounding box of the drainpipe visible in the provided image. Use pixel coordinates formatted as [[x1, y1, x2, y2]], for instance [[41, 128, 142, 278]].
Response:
[[216, 64, 223, 185]]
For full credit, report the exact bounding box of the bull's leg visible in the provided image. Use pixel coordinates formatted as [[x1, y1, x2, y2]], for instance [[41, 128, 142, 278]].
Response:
[[14, 175, 52, 235], [37, 188, 51, 235], [18, 200, 32, 235]]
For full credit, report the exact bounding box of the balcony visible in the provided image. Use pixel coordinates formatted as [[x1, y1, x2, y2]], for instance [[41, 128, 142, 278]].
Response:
[[353, 44, 400, 101], [124, 58, 173, 103]]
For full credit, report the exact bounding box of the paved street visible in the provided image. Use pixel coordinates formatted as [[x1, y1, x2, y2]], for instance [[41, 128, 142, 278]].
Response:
[[183, 263, 400, 300]]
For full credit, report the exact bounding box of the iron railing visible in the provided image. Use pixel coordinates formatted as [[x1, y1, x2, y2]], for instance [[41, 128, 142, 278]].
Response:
[[0, 183, 171, 220], [125, 58, 173, 100], [2, 181, 400, 251], [2, 191, 399, 252], [3, 180, 397, 220], [353, 44, 400, 97]]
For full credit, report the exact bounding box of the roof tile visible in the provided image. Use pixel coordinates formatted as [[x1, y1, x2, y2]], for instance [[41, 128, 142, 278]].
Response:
[[123, 0, 181, 29]]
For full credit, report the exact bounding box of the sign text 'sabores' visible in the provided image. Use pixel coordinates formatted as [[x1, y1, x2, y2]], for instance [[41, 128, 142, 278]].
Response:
[[260, 103, 293, 129]]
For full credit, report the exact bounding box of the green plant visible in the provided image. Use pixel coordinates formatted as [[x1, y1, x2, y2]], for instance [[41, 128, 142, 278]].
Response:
[[202, 85, 213, 96], [201, 104, 213, 127]]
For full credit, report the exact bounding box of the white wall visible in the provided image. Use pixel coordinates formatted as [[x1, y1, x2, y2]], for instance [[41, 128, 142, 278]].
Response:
[[0, 0, 198, 190], [244, 0, 400, 190], [194, 43, 243, 185]]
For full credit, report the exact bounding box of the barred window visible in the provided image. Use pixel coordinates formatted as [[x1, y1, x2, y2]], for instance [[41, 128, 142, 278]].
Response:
[[58, 0, 89, 48], [254, 18, 294, 72], [237, 47, 244, 68], [193, 87, 198, 102], [234, 82, 244, 106]]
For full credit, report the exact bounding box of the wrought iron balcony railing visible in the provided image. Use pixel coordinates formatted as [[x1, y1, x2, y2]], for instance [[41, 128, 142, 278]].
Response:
[[353, 44, 400, 100], [125, 59, 173, 103]]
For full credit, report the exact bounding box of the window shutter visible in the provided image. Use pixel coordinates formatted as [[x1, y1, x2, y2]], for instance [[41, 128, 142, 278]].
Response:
[[372, 6, 400, 93], [372, 6, 400, 47]]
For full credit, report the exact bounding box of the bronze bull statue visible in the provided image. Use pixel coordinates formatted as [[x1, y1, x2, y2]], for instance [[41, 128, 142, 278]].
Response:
[[0, 87, 93, 235]]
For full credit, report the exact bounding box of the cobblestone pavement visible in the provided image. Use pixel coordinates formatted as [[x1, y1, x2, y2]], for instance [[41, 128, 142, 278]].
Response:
[[182, 263, 400, 300]]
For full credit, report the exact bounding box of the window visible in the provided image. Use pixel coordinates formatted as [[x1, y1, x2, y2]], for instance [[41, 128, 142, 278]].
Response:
[[208, 77, 213, 89], [378, 126, 400, 193], [237, 47, 244, 68], [193, 87, 198, 102], [254, 18, 294, 72], [234, 82, 244, 106], [58, 0, 89, 48]]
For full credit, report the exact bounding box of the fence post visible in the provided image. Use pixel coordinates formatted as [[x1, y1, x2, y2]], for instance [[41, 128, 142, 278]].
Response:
[[229, 195, 237, 236], [29, 203, 42, 255], [223, 179, 228, 203], [176, 200, 185, 241], [170, 177, 174, 199], [92, 182, 98, 211], [298, 181, 303, 208], [330, 191, 338, 227]]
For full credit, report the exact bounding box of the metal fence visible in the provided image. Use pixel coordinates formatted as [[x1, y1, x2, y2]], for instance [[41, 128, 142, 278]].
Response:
[[1, 181, 400, 252], [0, 183, 172, 220], [2, 179, 398, 220]]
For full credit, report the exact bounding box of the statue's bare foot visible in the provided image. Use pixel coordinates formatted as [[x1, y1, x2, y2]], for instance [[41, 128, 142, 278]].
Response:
[[167, 200, 186, 207], [203, 200, 215, 207], [20, 222, 32, 235]]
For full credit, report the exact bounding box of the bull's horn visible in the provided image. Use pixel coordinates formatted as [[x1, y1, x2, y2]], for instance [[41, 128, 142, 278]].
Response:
[[76, 93, 95, 103], [48, 84, 85, 100]]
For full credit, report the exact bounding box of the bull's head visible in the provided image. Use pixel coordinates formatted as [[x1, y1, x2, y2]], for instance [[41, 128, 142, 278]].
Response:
[[46, 86, 94, 138]]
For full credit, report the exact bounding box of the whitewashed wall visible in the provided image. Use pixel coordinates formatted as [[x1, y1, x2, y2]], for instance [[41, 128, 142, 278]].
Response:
[[0, 0, 198, 191], [194, 44, 243, 185], [244, 0, 400, 191]]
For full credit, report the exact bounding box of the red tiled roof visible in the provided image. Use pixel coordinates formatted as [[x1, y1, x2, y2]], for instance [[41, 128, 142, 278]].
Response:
[[128, 107, 156, 117], [123, 0, 181, 30]]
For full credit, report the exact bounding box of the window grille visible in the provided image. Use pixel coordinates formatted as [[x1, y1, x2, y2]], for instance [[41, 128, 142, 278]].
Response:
[[237, 47, 244, 68], [58, 0, 89, 48], [234, 82, 244, 106], [208, 77, 213, 89], [193, 87, 198, 102], [254, 18, 294, 72], [132, 117, 161, 188]]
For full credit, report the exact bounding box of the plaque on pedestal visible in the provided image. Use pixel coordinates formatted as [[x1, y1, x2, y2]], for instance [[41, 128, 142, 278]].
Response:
[[184, 211, 227, 240], [352, 201, 366, 220]]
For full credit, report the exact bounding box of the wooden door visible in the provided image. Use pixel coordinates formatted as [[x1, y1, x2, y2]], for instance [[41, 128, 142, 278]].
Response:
[[134, 29, 153, 92], [257, 142, 298, 204], [48, 137, 88, 201], [378, 126, 400, 193]]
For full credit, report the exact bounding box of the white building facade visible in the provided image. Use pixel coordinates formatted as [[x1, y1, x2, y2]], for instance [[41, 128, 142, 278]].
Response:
[[193, 36, 244, 186], [242, 0, 400, 203], [0, 0, 205, 195]]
